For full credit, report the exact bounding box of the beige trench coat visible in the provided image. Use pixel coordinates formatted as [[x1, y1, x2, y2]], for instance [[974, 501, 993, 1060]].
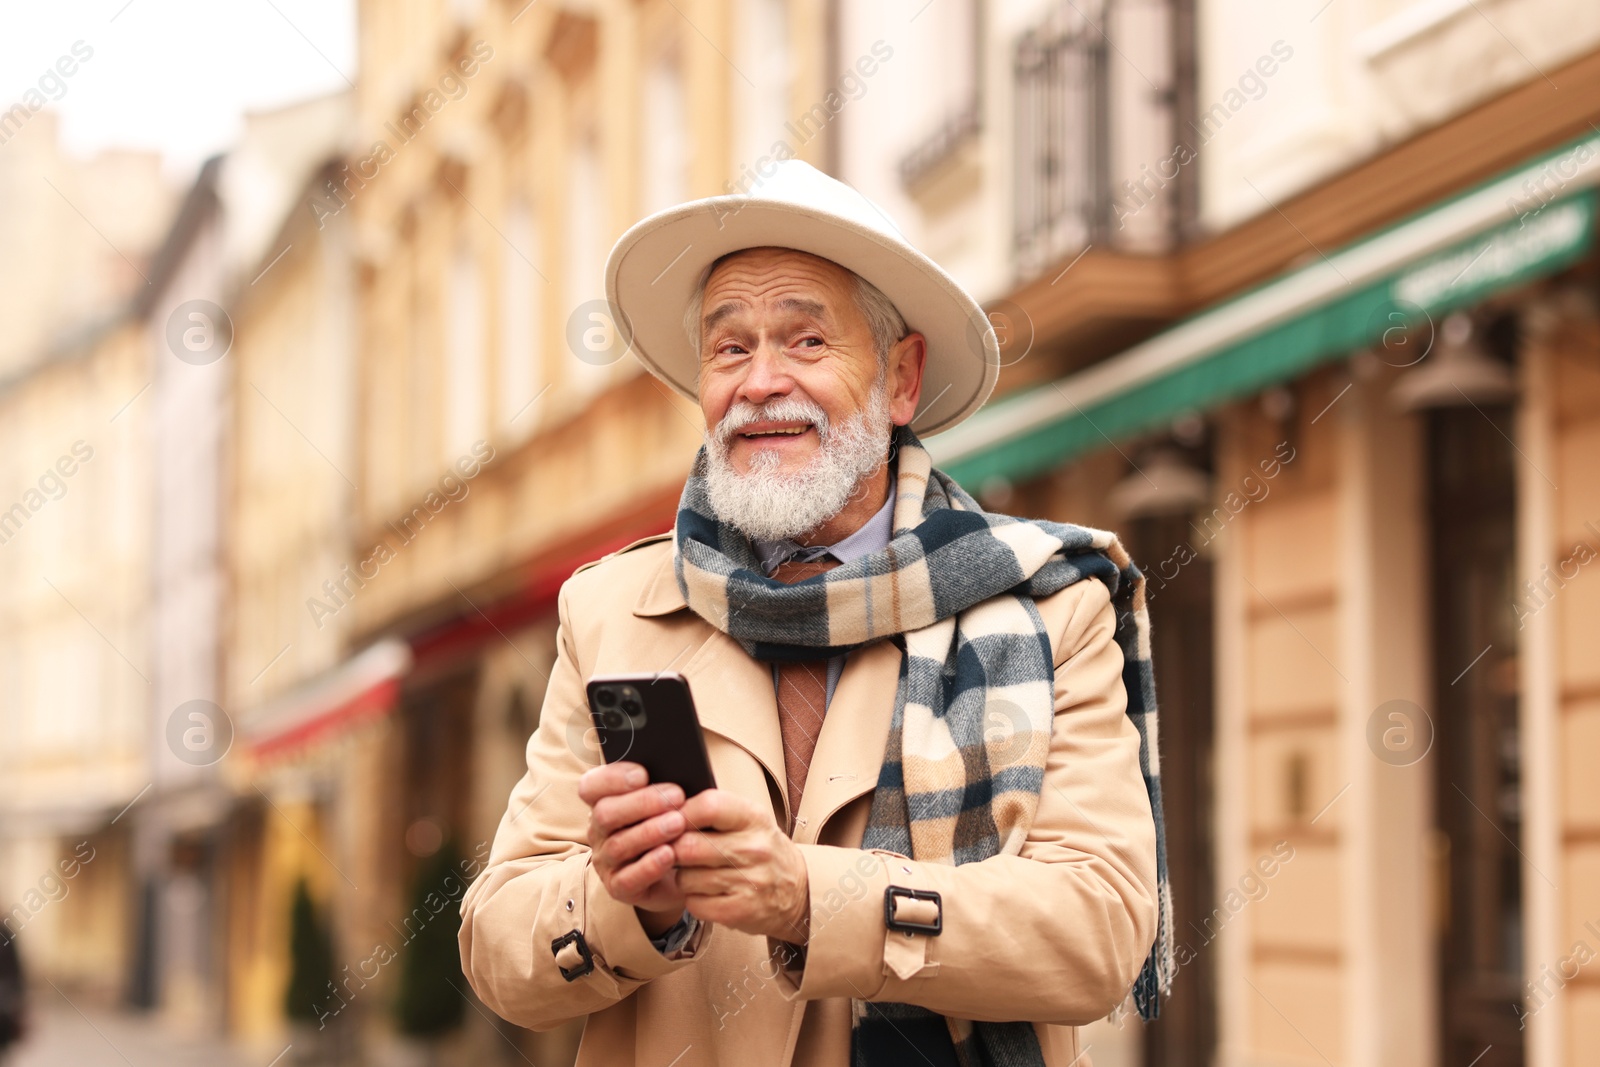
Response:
[[459, 533, 1159, 1067]]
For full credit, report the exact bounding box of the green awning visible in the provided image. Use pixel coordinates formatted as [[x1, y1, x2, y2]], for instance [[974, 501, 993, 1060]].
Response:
[[931, 131, 1599, 489]]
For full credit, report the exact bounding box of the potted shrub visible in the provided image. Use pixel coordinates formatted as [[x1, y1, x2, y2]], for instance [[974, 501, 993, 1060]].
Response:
[[283, 877, 336, 1064], [392, 841, 467, 1066]]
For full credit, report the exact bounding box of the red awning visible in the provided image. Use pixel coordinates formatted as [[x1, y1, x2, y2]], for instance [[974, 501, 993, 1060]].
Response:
[[242, 639, 411, 758], [407, 491, 677, 672], [242, 490, 679, 756]]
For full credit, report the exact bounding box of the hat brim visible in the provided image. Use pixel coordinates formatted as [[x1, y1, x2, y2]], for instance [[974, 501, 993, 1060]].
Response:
[[604, 194, 1000, 437]]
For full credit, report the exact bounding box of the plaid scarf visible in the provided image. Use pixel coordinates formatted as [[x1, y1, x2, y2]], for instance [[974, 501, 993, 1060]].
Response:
[[673, 424, 1172, 1066]]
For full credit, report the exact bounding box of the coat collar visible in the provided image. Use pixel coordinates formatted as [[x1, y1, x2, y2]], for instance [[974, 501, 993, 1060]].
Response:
[[632, 543, 689, 616]]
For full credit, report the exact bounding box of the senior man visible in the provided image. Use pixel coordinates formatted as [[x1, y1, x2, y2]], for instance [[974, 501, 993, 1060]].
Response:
[[459, 161, 1171, 1067]]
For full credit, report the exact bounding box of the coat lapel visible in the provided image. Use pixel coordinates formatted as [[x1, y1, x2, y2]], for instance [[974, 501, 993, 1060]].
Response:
[[633, 549, 787, 799], [678, 627, 788, 800], [793, 635, 902, 842]]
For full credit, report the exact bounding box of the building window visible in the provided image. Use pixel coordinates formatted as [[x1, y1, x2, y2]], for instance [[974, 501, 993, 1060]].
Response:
[[1426, 384, 1526, 1063], [405, 242, 436, 490], [1012, 0, 1190, 272], [565, 131, 609, 395], [641, 45, 690, 215], [898, 0, 983, 189], [498, 198, 542, 438], [733, 0, 792, 181], [1012, 1, 1111, 274], [29, 630, 99, 750], [445, 243, 486, 459]]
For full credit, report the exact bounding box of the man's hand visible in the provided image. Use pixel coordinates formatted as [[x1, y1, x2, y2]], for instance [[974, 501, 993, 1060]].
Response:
[[673, 788, 810, 944], [578, 761, 689, 936]]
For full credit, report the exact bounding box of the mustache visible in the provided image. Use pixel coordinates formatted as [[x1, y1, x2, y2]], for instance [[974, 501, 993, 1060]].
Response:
[[712, 395, 831, 446]]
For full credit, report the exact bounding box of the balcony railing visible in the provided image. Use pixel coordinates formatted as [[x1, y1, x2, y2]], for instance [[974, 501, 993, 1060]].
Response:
[[1014, 2, 1111, 274], [1014, 0, 1184, 276]]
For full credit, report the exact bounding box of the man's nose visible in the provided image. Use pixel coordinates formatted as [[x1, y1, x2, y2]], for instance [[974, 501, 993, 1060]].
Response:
[[734, 342, 793, 405]]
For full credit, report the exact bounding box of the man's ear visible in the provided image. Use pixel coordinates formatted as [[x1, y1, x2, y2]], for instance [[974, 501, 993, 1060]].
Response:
[[887, 332, 927, 426]]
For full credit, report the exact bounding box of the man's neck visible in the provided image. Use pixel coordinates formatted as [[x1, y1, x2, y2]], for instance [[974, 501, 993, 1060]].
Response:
[[794, 457, 891, 548]]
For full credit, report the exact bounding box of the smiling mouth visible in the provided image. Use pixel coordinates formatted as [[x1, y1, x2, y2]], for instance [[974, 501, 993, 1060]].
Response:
[[737, 424, 815, 440]]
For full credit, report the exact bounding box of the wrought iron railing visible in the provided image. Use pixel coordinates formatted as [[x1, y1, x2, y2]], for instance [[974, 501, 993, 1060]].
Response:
[[1013, 0, 1113, 275]]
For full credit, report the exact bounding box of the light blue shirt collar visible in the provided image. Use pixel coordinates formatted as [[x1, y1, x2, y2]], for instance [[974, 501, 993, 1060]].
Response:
[[755, 489, 895, 576]]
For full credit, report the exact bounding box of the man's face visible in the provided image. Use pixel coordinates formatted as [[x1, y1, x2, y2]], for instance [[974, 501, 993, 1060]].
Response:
[[696, 248, 922, 475]]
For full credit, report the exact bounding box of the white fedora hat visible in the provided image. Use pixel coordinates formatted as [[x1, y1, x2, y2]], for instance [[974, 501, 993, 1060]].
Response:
[[604, 160, 1000, 436]]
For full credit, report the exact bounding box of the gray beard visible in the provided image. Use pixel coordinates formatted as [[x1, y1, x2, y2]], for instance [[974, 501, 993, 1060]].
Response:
[[703, 382, 892, 544]]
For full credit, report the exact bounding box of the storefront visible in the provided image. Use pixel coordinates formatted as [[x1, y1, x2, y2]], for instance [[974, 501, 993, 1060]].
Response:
[[228, 504, 676, 1058], [937, 128, 1600, 1067]]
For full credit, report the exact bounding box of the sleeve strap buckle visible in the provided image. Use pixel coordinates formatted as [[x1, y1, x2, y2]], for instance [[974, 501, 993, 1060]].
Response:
[[551, 928, 595, 981], [883, 886, 942, 936]]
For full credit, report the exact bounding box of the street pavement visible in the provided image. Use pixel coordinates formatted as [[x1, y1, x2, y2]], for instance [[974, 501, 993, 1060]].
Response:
[[8, 992, 271, 1067]]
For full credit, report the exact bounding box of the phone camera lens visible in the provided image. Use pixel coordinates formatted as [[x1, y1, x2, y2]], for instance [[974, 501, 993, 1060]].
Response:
[[596, 688, 617, 707], [601, 709, 625, 729], [621, 699, 641, 717]]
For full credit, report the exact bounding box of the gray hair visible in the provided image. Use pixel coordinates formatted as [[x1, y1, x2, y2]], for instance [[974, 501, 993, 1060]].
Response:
[[683, 251, 908, 371]]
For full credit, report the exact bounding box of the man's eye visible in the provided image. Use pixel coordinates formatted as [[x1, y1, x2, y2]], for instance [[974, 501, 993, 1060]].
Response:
[[796, 337, 824, 348]]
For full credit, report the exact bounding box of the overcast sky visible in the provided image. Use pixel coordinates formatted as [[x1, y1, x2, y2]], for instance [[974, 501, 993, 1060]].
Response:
[[3, 0, 356, 177]]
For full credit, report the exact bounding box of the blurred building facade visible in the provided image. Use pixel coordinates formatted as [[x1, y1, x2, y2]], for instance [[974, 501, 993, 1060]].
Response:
[[832, 3, 1600, 1067], [0, 111, 175, 379], [0, 116, 170, 1012], [0, 306, 152, 1007], [222, 151, 363, 1048], [3, 2, 1600, 1067], [224, 1, 835, 1063]]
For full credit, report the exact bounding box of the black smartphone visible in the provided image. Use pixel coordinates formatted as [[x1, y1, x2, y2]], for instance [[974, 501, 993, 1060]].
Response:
[[585, 672, 717, 796]]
